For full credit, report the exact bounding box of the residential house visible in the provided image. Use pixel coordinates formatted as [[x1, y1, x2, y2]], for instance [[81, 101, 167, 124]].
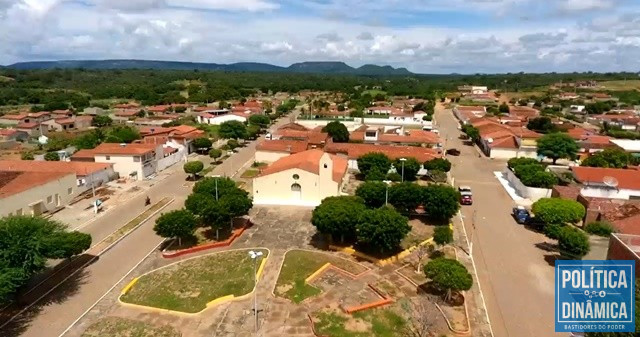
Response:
[[567, 128, 616, 158], [558, 92, 580, 100], [611, 140, 640, 157], [252, 149, 348, 206], [571, 166, 640, 200], [590, 93, 615, 102], [471, 118, 542, 158], [0, 114, 30, 125], [255, 139, 309, 163], [16, 122, 45, 137], [273, 126, 329, 149], [139, 125, 205, 153], [458, 85, 488, 95], [349, 125, 440, 147], [0, 170, 76, 217], [27, 111, 52, 123], [42, 115, 93, 132], [82, 107, 107, 116], [588, 114, 640, 131], [453, 106, 486, 124], [580, 197, 640, 236], [570, 105, 586, 114], [196, 109, 253, 125], [71, 143, 163, 180], [0, 129, 28, 142], [325, 141, 441, 173], [0, 160, 117, 194]]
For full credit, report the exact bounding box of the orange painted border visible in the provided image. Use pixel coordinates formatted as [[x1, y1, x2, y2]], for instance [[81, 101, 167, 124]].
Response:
[[342, 284, 393, 314], [161, 222, 250, 258]]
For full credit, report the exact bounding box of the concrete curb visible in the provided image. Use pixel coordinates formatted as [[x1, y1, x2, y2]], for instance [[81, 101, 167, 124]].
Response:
[[328, 237, 434, 266], [161, 220, 250, 258], [118, 247, 270, 316]]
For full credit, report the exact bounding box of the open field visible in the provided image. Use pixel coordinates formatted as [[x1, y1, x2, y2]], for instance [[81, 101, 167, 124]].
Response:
[[599, 80, 640, 91], [121, 249, 267, 313]]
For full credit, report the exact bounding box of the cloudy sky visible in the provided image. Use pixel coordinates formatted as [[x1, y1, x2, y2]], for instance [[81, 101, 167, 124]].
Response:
[[0, 0, 639, 73]]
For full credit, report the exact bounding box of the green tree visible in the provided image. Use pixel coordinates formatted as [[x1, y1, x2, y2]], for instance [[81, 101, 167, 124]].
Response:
[[185, 193, 215, 217], [581, 148, 634, 168], [200, 200, 229, 239], [21, 152, 34, 160], [183, 161, 204, 180], [192, 137, 212, 152], [91, 115, 112, 127], [248, 114, 271, 128], [226, 139, 240, 150], [365, 168, 387, 181], [193, 176, 237, 196], [311, 196, 367, 243], [424, 258, 473, 302], [531, 198, 585, 225], [389, 182, 423, 214], [423, 158, 452, 173], [536, 133, 579, 164], [355, 181, 387, 209], [322, 121, 349, 143], [526, 117, 556, 134], [355, 207, 411, 253], [498, 103, 510, 113], [0, 216, 91, 303], [357, 153, 391, 177], [44, 151, 60, 161], [219, 121, 247, 139], [394, 157, 421, 181], [107, 126, 141, 143], [246, 124, 261, 140], [557, 226, 590, 258], [74, 132, 101, 150], [507, 157, 539, 170], [153, 210, 197, 245], [422, 184, 460, 221], [462, 125, 480, 142], [433, 226, 453, 248], [209, 148, 222, 161]]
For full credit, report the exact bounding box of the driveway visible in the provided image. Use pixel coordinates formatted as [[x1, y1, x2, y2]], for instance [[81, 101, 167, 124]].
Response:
[[436, 103, 564, 337]]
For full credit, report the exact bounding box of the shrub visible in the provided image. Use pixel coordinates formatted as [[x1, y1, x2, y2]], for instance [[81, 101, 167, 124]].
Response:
[[507, 157, 539, 170], [357, 153, 391, 177], [44, 152, 60, 161], [227, 139, 240, 149], [584, 221, 615, 237], [365, 169, 386, 181], [433, 226, 453, 247], [544, 223, 563, 239], [512, 163, 557, 188], [385, 172, 402, 182], [424, 258, 472, 302], [424, 158, 452, 173], [557, 226, 590, 258], [21, 152, 34, 160], [428, 169, 447, 183], [208, 148, 222, 160]]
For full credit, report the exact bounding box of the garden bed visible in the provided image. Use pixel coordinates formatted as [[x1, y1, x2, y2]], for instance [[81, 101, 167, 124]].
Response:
[[311, 307, 406, 337], [81, 316, 181, 337], [274, 249, 369, 303], [161, 218, 251, 258], [121, 248, 268, 313]]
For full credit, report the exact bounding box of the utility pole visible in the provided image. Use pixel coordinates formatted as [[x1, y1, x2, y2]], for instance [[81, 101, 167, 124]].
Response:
[[249, 250, 264, 335], [400, 158, 406, 182], [383, 180, 392, 205]]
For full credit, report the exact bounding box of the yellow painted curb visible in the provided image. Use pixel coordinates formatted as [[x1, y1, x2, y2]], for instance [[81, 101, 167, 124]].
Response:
[[330, 237, 435, 266], [256, 256, 268, 280], [120, 277, 139, 295], [119, 300, 198, 317], [205, 294, 235, 308], [304, 263, 331, 283]]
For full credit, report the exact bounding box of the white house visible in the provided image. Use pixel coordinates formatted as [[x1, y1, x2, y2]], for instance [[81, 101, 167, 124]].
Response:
[[71, 143, 162, 180], [197, 110, 250, 125], [252, 149, 348, 206]]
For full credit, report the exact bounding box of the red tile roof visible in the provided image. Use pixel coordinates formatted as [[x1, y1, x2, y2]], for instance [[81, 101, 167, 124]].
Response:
[[17, 122, 39, 129], [257, 149, 347, 183], [90, 143, 158, 156], [28, 111, 51, 118], [1, 114, 28, 120], [0, 160, 112, 176], [325, 142, 441, 162], [256, 140, 309, 153], [0, 129, 18, 137], [0, 171, 74, 199], [71, 149, 97, 160], [572, 167, 640, 190]]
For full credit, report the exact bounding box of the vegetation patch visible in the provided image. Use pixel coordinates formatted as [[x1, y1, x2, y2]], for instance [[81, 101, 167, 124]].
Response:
[[81, 317, 181, 337], [275, 250, 368, 303], [313, 308, 405, 337], [241, 168, 260, 178], [121, 249, 267, 313]]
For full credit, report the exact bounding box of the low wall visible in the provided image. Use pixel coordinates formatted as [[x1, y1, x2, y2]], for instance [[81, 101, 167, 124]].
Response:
[[503, 168, 552, 201]]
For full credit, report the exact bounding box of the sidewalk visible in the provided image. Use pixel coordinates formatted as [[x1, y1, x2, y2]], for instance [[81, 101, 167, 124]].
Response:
[[493, 171, 533, 207]]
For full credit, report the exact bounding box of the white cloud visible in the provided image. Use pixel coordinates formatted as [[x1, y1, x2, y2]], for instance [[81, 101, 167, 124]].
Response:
[[559, 0, 613, 12]]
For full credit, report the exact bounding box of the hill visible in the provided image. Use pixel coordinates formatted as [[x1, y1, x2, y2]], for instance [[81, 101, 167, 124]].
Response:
[[6, 59, 413, 76]]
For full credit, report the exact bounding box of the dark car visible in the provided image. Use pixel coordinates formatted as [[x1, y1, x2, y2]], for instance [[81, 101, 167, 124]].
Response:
[[446, 148, 461, 156], [512, 206, 530, 224]]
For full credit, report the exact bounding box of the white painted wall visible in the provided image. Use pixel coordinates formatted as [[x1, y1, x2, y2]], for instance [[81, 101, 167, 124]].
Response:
[[1, 173, 76, 217], [579, 186, 639, 200], [157, 145, 187, 172], [503, 168, 552, 201], [77, 167, 117, 192], [489, 148, 537, 159], [255, 150, 290, 163], [199, 114, 247, 125]]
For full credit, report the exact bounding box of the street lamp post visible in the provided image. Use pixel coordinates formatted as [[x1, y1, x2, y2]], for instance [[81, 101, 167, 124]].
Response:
[[383, 180, 392, 205], [399, 158, 406, 182], [212, 175, 221, 201], [249, 250, 264, 334]]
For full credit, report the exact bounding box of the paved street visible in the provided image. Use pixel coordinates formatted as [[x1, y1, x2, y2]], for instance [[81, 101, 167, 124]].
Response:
[[0, 113, 297, 337], [436, 104, 563, 337]]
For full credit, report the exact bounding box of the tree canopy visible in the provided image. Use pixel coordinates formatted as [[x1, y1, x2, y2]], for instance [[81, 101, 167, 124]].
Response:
[[422, 184, 460, 221], [311, 196, 367, 242], [389, 182, 423, 214], [248, 114, 271, 128], [357, 153, 391, 177], [192, 137, 212, 151], [44, 152, 60, 161], [355, 207, 411, 253], [433, 226, 453, 247], [0, 216, 91, 303], [183, 161, 204, 180], [536, 133, 579, 164], [423, 158, 451, 173], [394, 157, 421, 181], [424, 258, 473, 301], [531, 198, 585, 225], [91, 115, 113, 127], [322, 121, 349, 143], [526, 117, 556, 133], [355, 181, 388, 209], [581, 148, 637, 168], [153, 210, 198, 243], [219, 121, 247, 139], [557, 226, 590, 258]]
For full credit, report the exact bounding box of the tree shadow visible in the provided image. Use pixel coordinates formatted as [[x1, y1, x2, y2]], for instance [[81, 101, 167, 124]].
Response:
[[0, 254, 96, 336], [534, 241, 558, 253], [543, 254, 561, 267]]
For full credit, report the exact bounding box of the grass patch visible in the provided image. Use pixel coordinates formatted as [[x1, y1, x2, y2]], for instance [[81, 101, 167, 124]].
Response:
[[81, 316, 181, 337], [362, 89, 387, 97], [241, 169, 260, 178], [314, 308, 406, 337], [275, 250, 367, 303], [195, 124, 220, 139], [201, 165, 215, 176], [599, 80, 640, 91], [101, 197, 170, 246], [121, 249, 267, 313]]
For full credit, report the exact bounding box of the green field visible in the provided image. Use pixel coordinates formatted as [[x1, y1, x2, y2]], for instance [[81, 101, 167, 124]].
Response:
[[121, 249, 267, 313], [599, 80, 640, 91]]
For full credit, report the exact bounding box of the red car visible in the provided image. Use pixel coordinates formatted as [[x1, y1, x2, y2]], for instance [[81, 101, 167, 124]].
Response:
[[459, 186, 473, 205]]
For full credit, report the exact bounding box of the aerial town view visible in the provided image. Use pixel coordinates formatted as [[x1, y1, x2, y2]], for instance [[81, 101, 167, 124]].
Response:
[[0, 1, 639, 337]]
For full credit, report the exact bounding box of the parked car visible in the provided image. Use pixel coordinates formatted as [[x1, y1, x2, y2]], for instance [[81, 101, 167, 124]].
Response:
[[446, 148, 461, 156], [512, 206, 531, 224], [458, 186, 472, 205]]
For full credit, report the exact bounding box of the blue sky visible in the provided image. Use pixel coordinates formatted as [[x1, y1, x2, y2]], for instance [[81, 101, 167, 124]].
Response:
[[0, 0, 639, 73]]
